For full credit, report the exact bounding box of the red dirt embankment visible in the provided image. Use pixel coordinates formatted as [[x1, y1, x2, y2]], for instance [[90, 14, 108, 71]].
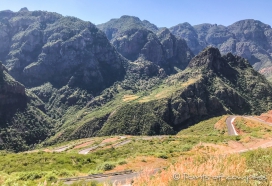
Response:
[[258, 110, 272, 123]]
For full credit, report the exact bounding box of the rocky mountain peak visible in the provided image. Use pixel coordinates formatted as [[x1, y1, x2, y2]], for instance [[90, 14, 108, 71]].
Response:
[[120, 15, 141, 22], [229, 19, 271, 29], [170, 19, 272, 79], [157, 27, 171, 35], [142, 20, 158, 33], [188, 47, 222, 69], [19, 7, 29, 12]]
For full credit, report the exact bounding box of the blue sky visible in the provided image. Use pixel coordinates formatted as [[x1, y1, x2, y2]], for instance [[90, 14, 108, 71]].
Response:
[[1, 0, 272, 27]]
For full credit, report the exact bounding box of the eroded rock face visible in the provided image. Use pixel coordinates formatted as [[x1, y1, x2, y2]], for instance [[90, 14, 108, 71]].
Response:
[[0, 10, 126, 92], [157, 28, 193, 70], [97, 16, 193, 73], [169, 22, 201, 55], [112, 28, 150, 61], [170, 19, 272, 78]]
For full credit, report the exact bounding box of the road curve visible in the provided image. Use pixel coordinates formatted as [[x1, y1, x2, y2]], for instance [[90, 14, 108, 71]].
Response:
[[225, 116, 238, 136], [226, 115, 272, 136]]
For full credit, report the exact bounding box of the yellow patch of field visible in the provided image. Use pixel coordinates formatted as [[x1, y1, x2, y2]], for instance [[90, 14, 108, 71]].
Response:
[[138, 77, 201, 103], [123, 94, 139, 102], [154, 89, 171, 99], [107, 156, 168, 173], [180, 78, 199, 87], [138, 97, 152, 103]]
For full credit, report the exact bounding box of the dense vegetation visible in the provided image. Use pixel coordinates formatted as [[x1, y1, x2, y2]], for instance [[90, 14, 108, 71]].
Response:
[[0, 62, 53, 152]]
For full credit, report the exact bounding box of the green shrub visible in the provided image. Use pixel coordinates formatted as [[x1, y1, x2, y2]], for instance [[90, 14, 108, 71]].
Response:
[[118, 160, 127, 165], [181, 144, 192, 152], [17, 171, 45, 181], [45, 173, 57, 182], [235, 135, 241, 141], [158, 154, 168, 159], [97, 162, 116, 171]]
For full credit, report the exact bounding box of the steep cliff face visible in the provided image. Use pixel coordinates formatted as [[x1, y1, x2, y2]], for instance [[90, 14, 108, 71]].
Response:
[[170, 19, 272, 79], [0, 8, 126, 92], [157, 28, 193, 70], [97, 16, 193, 73], [0, 61, 53, 152], [0, 62, 27, 119]]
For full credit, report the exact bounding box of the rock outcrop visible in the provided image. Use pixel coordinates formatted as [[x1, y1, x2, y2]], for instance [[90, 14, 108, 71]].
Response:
[[170, 19, 272, 79], [97, 16, 193, 73], [0, 9, 126, 92]]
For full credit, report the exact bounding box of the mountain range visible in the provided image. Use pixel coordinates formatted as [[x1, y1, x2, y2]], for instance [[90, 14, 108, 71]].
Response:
[[1, 8, 272, 151], [170, 19, 272, 81]]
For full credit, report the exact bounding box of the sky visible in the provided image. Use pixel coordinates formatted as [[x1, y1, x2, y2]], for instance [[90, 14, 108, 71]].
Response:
[[1, 0, 272, 27]]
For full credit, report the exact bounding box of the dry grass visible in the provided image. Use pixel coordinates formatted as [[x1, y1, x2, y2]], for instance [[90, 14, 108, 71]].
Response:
[[214, 115, 228, 133], [139, 77, 200, 103], [138, 97, 152, 103], [101, 137, 119, 144], [235, 117, 272, 138], [154, 89, 172, 99], [73, 140, 94, 149], [259, 110, 272, 123], [240, 136, 251, 143], [132, 152, 268, 186], [241, 117, 272, 129], [123, 95, 139, 102], [180, 78, 200, 87], [107, 156, 168, 173]]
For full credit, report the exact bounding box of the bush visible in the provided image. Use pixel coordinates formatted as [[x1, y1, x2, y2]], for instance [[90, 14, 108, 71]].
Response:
[[181, 144, 192, 152], [118, 160, 127, 165], [97, 162, 116, 171], [158, 154, 168, 159], [45, 173, 57, 182], [17, 171, 45, 181], [235, 135, 241, 141]]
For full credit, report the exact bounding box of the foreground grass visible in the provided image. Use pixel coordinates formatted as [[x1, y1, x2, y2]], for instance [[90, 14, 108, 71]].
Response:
[[133, 148, 272, 186], [1, 115, 272, 185]]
